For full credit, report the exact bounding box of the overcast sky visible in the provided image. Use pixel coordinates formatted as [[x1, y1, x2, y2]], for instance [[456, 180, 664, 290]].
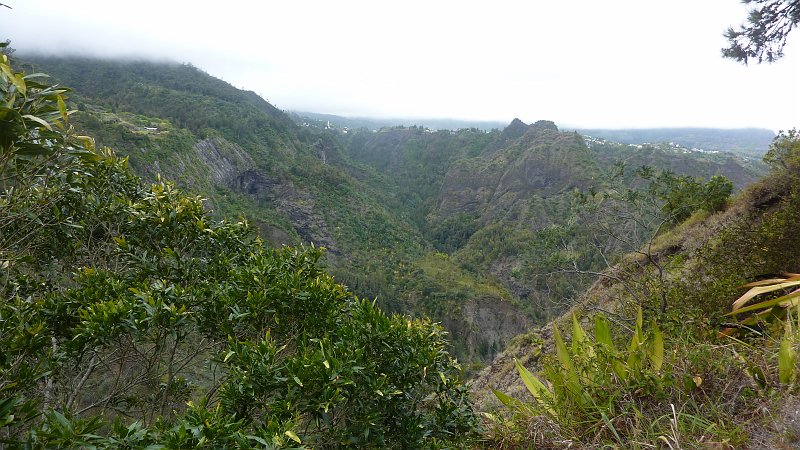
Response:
[[2, 0, 799, 131]]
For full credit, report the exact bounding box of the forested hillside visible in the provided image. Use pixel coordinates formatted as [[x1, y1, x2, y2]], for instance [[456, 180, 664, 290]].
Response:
[[18, 55, 767, 365], [336, 119, 765, 327], [0, 51, 478, 448], [19, 56, 529, 363]]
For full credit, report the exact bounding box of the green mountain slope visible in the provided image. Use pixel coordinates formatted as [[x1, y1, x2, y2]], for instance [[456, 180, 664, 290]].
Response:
[[20, 55, 533, 363], [18, 56, 771, 366], [0, 54, 478, 447], [337, 118, 766, 322]]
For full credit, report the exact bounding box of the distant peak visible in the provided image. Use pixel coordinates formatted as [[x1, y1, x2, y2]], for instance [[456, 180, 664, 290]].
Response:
[[502, 118, 530, 140]]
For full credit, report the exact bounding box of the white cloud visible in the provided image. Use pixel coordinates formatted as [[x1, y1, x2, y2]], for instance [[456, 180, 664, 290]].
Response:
[[2, 0, 798, 130]]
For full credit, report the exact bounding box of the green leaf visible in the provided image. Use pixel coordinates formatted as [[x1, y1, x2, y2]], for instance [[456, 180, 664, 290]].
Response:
[[514, 358, 553, 409], [779, 326, 797, 384], [627, 307, 645, 379], [553, 323, 572, 371], [601, 411, 623, 443], [14, 143, 52, 156], [22, 72, 50, 80], [492, 389, 517, 407], [553, 323, 582, 403], [57, 94, 68, 122], [0, 106, 20, 120], [594, 314, 613, 349], [593, 314, 625, 381], [246, 435, 269, 446], [636, 306, 643, 333], [51, 410, 71, 430], [13, 74, 27, 95], [572, 313, 593, 357], [22, 114, 53, 131], [0, 62, 24, 94], [285, 430, 302, 444], [650, 320, 664, 372]]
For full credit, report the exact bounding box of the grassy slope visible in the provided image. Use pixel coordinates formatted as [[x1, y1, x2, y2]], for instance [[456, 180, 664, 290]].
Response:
[[472, 164, 800, 447]]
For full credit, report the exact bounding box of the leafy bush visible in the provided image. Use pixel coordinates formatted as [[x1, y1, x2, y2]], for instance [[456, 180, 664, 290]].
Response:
[[764, 128, 800, 170], [1, 47, 479, 448]]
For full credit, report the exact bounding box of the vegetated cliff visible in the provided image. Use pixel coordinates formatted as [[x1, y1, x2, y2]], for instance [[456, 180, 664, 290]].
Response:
[[421, 119, 764, 322], [471, 163, 800, 448], [433, 123, 596, 220], [330, 114, 769, 357]]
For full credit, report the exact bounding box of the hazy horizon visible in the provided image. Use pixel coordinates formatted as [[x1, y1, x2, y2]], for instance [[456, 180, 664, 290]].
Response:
[[290, 110, 782, 133]]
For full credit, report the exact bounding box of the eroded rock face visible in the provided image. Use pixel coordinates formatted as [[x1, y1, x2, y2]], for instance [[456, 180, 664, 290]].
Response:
[[458, 297, 532, 360], [194, 137, 255, 185], [501, 118, 530, 141], [230, 170, 338, 254], [175, 137, 340, 253]]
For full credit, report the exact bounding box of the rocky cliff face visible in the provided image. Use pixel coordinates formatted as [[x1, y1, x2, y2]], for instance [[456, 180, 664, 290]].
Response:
[[434, 124, 596, 222], [230, 169, 338, 253], [457, 296, 532, 360], [194, 137, 255, 185]]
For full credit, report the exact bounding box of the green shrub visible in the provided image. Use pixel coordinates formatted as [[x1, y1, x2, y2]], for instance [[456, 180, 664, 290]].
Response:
[[494, 310, 665, 439], [1, 47, 479, 449]]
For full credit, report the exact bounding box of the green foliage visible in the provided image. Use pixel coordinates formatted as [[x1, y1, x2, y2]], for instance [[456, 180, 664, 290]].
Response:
[[16, 48, 769, 378], [1, 55, 479, 448], [483, 129, 800, 447], [19, 53, 765, 367], [779, 314, 798, 384], [723, 0, 800, 64], [22, 56, 296, 149], [486, 315, 760, 447], [495, 311, 665, 437], [726, 276, 800, 385], [429, 212, 479, 253], [763, 128, 800, 170], [636, 166, 733, 225]]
